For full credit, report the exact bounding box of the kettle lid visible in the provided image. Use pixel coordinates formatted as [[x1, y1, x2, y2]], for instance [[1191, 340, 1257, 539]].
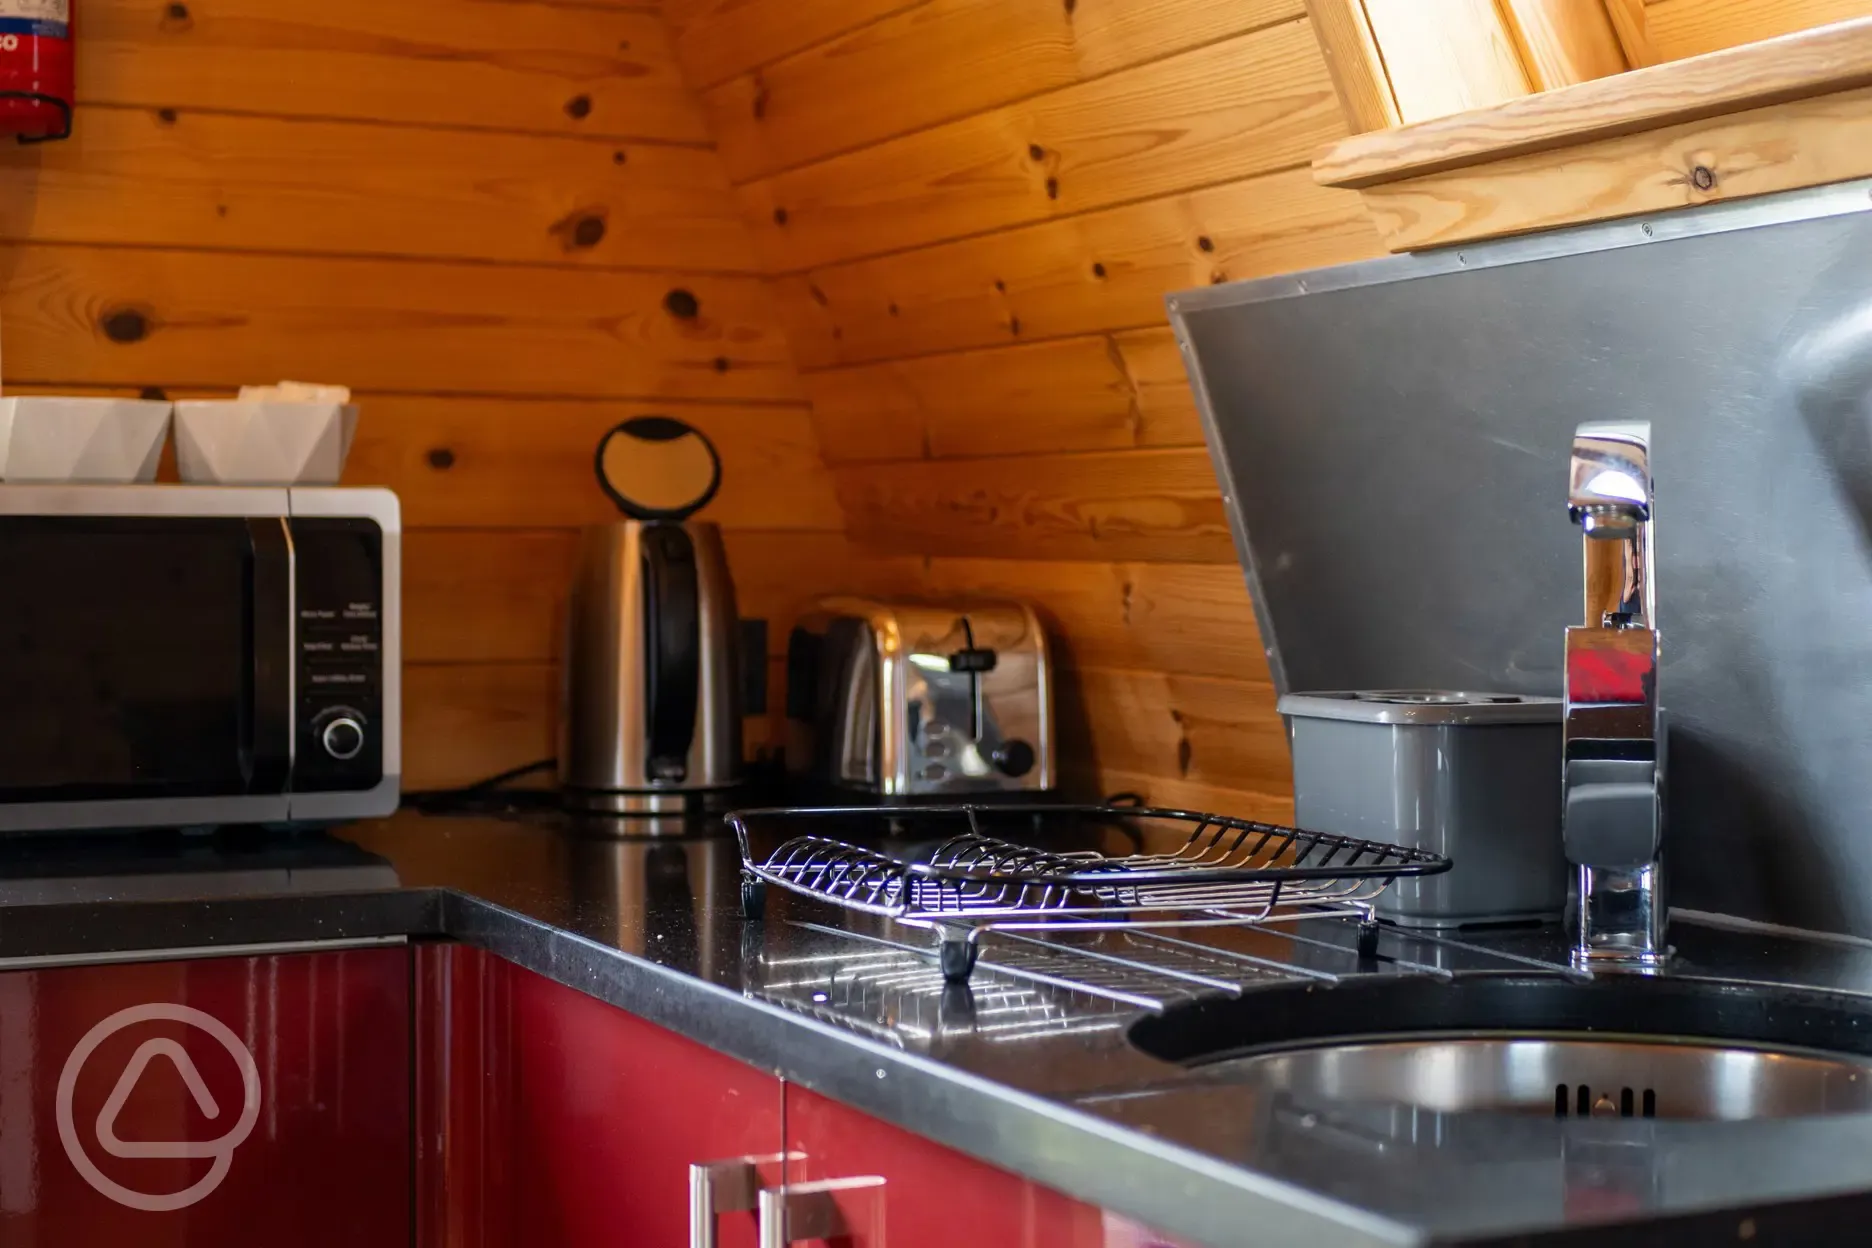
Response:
[[594, 415, 723, 522]]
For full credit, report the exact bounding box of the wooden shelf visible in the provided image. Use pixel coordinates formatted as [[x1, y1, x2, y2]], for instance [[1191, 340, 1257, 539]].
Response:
[[1314, 16, 1872, 189], [1310, 17, 1872, 252]]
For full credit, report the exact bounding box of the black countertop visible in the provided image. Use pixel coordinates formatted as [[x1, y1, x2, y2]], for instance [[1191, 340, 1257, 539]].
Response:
[[8, 807, 1872, 1247]]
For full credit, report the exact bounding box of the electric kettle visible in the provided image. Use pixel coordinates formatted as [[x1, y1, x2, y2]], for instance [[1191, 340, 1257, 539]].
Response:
[[559, 417, 742, 813]]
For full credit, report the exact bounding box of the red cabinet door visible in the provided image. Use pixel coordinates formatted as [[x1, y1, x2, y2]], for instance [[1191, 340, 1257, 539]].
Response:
[[785, 1084, 1188, 1248], [417, 945, 784, 1248], [0, 945, 411, 1248]]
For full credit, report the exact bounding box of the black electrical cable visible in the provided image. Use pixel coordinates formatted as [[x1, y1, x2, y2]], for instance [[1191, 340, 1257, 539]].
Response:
[[404, 758, 559, 815]]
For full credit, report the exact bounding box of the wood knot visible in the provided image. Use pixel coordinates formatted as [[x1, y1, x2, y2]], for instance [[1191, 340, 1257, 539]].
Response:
[[1044, 176, 1059, 200], [1008, 315, 1022, 336], [156, 107, 178, 125], [549, 207, 609, 251], [138, 385, 169, 401], [772, 206, 789, 226], [751, 78, 770, 120], [1091, 262, 1106, 279], [1027, 143, 1045, 162], [713, 356, 731, 372], [992, 279, 1006, 293], [807, 283, 829, 307], [664, 288, 700, 319], [612, 150, 627, 165], [426, 447, 456, 470], [1691, 164, 1717, 191], [162, 1, 192, 27], [887, 301, 900, 317], [564, 94, 592, 120], [1196, 235, 1215, 252], [100, 306, 152, 344]]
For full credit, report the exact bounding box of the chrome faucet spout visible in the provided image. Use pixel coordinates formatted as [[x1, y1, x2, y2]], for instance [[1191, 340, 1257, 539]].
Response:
[[1563, 422, 1666, 971]]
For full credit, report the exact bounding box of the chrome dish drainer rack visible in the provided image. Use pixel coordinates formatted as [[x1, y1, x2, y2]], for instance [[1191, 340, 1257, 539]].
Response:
[[731, 804, 1452, 981]]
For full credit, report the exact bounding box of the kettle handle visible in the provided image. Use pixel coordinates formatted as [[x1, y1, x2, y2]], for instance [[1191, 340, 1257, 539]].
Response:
[[643, 522, 701, 781], [596, 416, 724, 522]]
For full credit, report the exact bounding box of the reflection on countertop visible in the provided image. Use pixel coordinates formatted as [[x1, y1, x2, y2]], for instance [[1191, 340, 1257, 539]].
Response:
[[0, 826, 402, 905]]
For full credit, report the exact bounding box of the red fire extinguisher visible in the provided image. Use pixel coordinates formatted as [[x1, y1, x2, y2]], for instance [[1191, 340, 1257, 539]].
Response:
[[0, 0, 72, 142]]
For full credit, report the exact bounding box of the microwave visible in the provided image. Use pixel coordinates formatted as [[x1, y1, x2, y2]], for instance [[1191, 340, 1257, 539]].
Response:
[[0, 485, 400, 832]]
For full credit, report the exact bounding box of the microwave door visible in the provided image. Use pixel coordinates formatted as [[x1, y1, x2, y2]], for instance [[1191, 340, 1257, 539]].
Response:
[[0, 515, 292, 810]]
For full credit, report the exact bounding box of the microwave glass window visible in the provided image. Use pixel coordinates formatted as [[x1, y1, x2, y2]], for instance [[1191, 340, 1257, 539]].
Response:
[[0, 517, 255, 801]]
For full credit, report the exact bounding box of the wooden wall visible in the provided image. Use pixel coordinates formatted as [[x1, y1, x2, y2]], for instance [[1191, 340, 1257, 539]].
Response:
[[0, 0, 843, 788], [1645, 0, 1872, 60], [663, 0, 1391, 816]]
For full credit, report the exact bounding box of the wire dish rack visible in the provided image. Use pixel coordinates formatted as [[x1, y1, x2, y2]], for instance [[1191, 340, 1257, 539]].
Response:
[[730, 804, 1452, 981]]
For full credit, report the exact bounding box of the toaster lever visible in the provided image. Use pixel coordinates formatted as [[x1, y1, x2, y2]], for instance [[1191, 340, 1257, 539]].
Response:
[[947, 618, 997, 741]]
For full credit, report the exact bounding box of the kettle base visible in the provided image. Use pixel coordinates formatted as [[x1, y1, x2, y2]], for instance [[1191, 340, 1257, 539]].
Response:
[[561, 785, 739, 817]]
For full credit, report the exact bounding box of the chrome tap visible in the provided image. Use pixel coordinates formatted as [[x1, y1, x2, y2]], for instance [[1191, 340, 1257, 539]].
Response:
[[1563, 422, 1666, 971]]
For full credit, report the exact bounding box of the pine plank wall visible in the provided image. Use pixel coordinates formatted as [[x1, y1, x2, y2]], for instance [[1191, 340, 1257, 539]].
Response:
[[0, 0, 845, 791], [3, 0, 1850, 806], [661, 0, 1391, 819]]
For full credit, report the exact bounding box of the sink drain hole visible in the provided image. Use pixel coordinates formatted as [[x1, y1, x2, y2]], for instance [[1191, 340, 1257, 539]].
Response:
[[1556, 1082, 1658, 1118]]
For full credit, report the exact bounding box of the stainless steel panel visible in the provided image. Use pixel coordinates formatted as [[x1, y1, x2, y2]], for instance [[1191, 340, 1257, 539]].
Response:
[[1170, 178, 1872, 936], [0, 483, 290, 516], [0, 793, 293, 832]]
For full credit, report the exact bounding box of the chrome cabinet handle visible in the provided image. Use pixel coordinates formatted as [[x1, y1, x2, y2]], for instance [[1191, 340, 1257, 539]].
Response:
[[757, 1175, 886, 1247], [689, 1153, 805, 1248]]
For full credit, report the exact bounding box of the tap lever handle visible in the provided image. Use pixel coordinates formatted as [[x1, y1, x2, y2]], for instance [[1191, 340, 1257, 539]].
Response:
[[1563, 758, 1660, 868]]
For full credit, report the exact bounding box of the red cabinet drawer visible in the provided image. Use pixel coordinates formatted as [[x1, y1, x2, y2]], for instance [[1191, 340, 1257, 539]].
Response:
[[418, 945, 783, 1248], [417, 949, 1187, 1247], [785, 1084, 1187, 1248], [0, 946, 410, 1248]]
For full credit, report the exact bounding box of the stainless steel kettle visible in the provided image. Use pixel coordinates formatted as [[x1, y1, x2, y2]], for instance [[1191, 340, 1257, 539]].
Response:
[[559, 417, 742, 813]]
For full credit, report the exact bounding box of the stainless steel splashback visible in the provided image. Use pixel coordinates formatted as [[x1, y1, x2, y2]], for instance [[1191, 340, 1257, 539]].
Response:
[[1168, 180, 1872, 938]]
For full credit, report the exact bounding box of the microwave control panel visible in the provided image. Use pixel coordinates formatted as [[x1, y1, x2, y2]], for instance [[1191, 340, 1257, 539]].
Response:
[[292, 518, 384, 791]]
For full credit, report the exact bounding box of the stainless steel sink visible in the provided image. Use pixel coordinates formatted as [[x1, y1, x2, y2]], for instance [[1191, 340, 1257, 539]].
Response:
[[1128, 974, 1872, 1122], [1208, 1036, 1872, 1122]]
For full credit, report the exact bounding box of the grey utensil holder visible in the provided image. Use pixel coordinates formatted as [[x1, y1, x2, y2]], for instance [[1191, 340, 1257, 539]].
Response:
[[1281, 691, 1566, 929]]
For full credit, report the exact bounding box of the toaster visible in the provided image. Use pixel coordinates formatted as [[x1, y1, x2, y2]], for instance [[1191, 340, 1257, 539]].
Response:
[[784, 598, 1055, 799]]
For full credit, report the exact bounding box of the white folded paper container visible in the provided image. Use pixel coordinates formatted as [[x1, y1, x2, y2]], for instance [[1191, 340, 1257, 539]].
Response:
[[174, 401, 360, 485], [0, 397, 173, 482]]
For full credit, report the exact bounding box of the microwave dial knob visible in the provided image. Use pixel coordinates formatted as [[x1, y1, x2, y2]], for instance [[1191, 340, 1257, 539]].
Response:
[[317, 709, 367, 761]]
